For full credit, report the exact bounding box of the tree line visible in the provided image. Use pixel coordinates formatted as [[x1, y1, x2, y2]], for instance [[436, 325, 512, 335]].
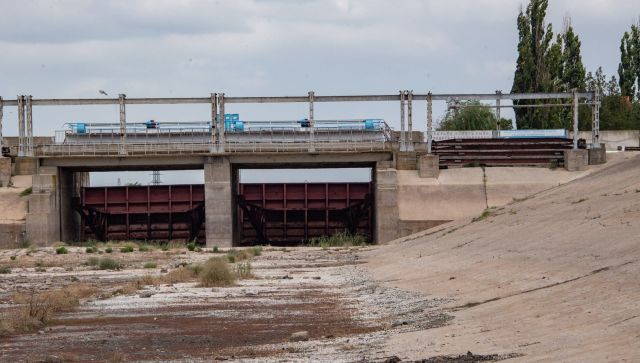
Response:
[[440, 0, 640, 131]]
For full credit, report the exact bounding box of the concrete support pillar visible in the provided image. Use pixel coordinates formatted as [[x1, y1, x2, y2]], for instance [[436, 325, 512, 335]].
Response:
[[26, 166, 60, 245], [375, 161, 399, 244], [564, 149, 588, 171], [418, 154, 440, 178], [0, 157, 11, 187], [588, 144, 606, 165], [204, 156, 233, 248]]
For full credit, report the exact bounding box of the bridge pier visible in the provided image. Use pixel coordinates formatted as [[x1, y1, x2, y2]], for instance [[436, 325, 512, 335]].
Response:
[[204, 156, 233, 248], [374, 161, 400, 244], [26, 166, 60, 245]]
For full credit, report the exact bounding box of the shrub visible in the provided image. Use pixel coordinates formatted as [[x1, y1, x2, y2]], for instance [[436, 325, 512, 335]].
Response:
[[212, 246, 220, 253], [143, 262, 157, 269], [98, 258, 122, 270], [120, 246, 134, 253], [10, 256, 16, 261], [227, 253, 236, 263], [198, 258, 236, 287], [252, 246, 262, 256], [138, 245, 150, 252], [86, 257, 100, 267], [85, 247, 97, 254], [105, 247, 113, 253], [186, 242, 196, 251], [0, 266, 11, 274], [55, 246, 68, 255]]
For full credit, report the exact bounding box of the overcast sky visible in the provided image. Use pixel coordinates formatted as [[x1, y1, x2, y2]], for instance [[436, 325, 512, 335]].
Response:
[[1, 0, 638, 184]]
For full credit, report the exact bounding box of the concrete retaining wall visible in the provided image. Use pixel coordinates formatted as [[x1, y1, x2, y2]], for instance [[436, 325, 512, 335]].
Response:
[[574, 130, 639, 150]]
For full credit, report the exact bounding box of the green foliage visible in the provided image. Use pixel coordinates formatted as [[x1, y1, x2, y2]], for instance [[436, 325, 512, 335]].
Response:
[[251, 246, 262, 256], [98, 258, 122, 270], [186, 242, 196, 251], [143, 262, 157, 269], [212, 246, 220, 253], [438, 101, 512, 130], [19, 187, 32, 197], [85, 247, 97, 254], [105, 247, 113, 254], [55, 246, 68, 255], [138, 245, 150, 252], [309, 232, 368, 247], [120, 246, 134, 253], [0, 266, 11, 274], [10, 256, 16, 261], [512, 2, 586, 129]]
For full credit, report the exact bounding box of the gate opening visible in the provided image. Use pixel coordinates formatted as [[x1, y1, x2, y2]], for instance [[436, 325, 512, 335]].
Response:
[[236, 168, 374, 246]]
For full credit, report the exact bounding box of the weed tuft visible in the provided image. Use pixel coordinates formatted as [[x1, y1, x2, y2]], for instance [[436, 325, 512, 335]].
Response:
[[98, 258, 122, 270], [187, 242, 196, 251], [19, 187, 32, 197], [55, 246, 68, 255], [0, 266, 11, 274], [120, 245, 134, 253], [143, 262, 157, 269], [309, 232, 367, 247], [105, 247, 113, 253]]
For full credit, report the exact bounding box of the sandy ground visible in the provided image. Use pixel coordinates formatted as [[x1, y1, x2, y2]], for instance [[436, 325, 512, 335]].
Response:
[[0, 175, 30, 223], [364, 152, 640, 362]]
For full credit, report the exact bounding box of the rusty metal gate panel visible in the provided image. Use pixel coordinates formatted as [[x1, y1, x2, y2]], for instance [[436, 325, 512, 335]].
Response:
[[78, 185, 205, 242], [237, 182, 373, 245]]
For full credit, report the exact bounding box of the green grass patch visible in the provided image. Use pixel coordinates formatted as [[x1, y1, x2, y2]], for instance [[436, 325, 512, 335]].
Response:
[[120, 245, 134, 253], [55, 246, 68, 255], [143, 262, 157, 269], [19, 187, 32, 197], [309, 232, 367, 247]]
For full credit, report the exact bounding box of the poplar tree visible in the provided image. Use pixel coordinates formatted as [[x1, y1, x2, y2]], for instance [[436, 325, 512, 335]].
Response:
[[511, 0, 555, 129]]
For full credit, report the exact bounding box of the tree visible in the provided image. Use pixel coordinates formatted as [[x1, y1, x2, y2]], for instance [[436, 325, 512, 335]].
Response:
[[512, 0, 556, 129], [618, 31, 636, 99], [438, 101, 513, 131]]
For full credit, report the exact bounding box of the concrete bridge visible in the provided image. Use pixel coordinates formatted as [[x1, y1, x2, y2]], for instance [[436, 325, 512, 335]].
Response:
[[0, 90, 604, 247]]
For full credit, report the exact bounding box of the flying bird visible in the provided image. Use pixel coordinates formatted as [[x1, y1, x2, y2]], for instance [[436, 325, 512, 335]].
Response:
[[99, 90, 108, 96]]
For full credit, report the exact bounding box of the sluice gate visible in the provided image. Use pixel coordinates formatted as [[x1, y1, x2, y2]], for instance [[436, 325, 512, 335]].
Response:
[[78, 185, 206, 242], [237, 182, 374, 245], [77, 182, 374, 245]]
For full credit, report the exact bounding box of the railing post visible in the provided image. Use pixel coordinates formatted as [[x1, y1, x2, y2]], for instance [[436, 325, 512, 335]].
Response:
[[308, 90, 315, 153], [0, 97, 3, 148], [17, 96, 25, 157], [399, 90, 406, 151], [210, 93, 217, 152], [591, 89, 600, 147], [407, 90, 414, 151], [119, 94, 126, 155], [26, 95, 33, 156], [572, 88, 579, 150], [495, 90, 502, 131], [427, 92, 433, 154], [218, 93, 225, 153]]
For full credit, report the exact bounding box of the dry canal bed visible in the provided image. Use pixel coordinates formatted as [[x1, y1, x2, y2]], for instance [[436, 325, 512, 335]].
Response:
[[0, 246, 446, 362]]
